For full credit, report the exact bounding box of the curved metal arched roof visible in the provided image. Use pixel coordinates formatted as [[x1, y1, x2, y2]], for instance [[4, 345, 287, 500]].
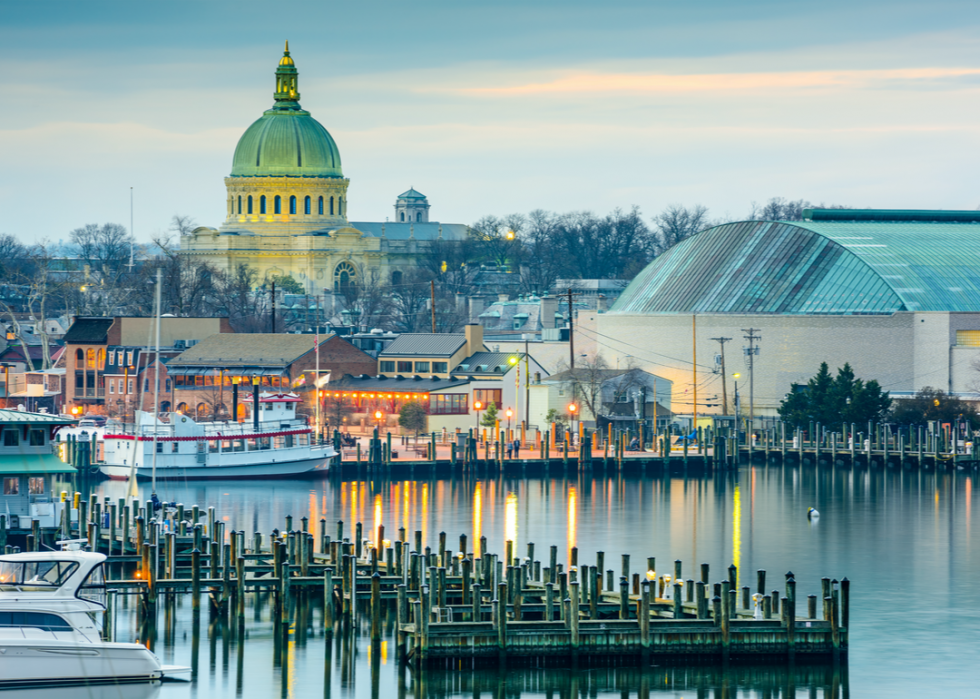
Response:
[[611, 219, 980, 315]]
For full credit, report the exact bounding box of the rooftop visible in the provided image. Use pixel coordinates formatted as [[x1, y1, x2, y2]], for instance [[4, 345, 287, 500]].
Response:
[[349, 221, 468, 241], [380, 334, 468, 358], [332, 374, 470, 392], [612, 210, 980, 315], [63, 318, 114, 344], [0, 408, 75, 425], [452, 352, 524, 377], [168, 333, 326, 367]]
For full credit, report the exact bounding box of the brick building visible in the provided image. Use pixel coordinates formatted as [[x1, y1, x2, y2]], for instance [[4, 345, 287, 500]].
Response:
[[165, 333, 376, 421]]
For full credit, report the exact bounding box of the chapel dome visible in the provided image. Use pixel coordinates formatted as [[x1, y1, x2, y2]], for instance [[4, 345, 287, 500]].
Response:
[[229, 43, 343, 178]]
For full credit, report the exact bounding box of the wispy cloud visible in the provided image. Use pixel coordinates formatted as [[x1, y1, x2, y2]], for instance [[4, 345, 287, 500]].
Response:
[[456, 67, 980, 96]]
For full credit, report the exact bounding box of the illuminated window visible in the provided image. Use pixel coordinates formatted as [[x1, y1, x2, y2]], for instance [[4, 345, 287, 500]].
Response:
[[108, 351, 115, 366], [274, 196, 281, 214], [97, 348, 105, 369], [304, 196, 311, 214], [430, 394, 467, 415], [289, 196, 297, 214], [248, 196, 253, 214], [86, 349, 96, 369], [260, 196, 267, 214], [28, 477, 44, 495], [3, 478, 18, 495], [318, 196, 323, 215]]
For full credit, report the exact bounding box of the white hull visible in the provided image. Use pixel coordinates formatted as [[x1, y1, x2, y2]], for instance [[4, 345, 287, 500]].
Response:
[[100, 453, 331, 480], [0, 638, 165, 686]]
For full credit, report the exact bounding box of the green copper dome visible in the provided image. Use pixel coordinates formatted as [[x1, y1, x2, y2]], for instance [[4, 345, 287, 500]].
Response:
[[230, 44, 343, 178]]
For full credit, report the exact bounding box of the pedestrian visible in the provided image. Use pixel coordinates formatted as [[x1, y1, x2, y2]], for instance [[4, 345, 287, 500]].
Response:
[[506, 441, 514, 459], [513, 438, 520, 459]]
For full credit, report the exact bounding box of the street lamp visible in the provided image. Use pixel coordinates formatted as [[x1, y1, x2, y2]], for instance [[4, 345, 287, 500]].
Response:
[[568, 403, 578, 445], [505, 408, 513, 433], [374, 410, 384, 430], [473, 400, 483, 433]]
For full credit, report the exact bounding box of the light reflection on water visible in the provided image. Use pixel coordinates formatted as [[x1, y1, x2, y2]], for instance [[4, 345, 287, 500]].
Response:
[[71, 463, 980, 698]]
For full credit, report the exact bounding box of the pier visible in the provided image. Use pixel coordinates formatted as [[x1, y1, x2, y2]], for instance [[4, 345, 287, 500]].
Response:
[[4, 493, 848, 668]]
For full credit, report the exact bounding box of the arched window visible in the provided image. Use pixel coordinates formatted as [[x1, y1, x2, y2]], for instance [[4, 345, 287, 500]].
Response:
[[318, 196, 323, 215], [260, 196, 267, 214], [334, 261, 357, 292], [97, 348, 105, 369], [86, 348, 96, 369], [176, 402, 188, 414], [237, 196, 242, 214], [304, 196, 311, 214], [416, 212, 422, 222], [75, 349, 84, 364], [338, 198, 343, 216], [196, 403, 208, 420], [274, 195, 282, 214], [329, 197, 334, 215], [161, 401, 171, 412], [248, 196, 253, 214], [290, 196, 297, 214], [400, 212, 405, 222]]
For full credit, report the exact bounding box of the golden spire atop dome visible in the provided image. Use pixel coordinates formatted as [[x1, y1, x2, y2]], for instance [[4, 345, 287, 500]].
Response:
[[279, 41, 294, 66]]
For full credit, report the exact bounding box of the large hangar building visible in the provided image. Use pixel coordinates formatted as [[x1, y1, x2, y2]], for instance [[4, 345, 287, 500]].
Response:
[[598, 209, 980, 419]]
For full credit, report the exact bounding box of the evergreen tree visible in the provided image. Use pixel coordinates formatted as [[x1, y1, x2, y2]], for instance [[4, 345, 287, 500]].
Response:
[[778, 362, 891, 428], [398, 401, 428, 437], [480, 403, 499, 429]]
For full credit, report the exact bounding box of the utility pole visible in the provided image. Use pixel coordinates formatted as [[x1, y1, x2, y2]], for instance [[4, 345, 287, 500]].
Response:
[[568, 287, 575, 373], [270, 280, 277, 333], [692, 315, 697, 437], [741, 328, 761, 427], [710, 337, 733, 415], [430, 280, 437, 333]]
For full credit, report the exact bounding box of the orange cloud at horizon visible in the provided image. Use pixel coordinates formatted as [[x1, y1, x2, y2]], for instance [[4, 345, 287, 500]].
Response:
[[459, 67, 980, 96]]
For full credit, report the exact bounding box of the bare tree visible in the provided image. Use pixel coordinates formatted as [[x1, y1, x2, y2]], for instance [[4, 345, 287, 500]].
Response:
[[0, 241, 65, 370], [652, 204, 711, 255], [170, 215, 198, 237], [469, 215, 523, 268], [390, 268, 437, 333]]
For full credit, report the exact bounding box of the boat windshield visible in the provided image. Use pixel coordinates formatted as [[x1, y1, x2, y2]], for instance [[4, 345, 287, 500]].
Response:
[[77, 563, 106, 607], [0, 561, 79, 591]]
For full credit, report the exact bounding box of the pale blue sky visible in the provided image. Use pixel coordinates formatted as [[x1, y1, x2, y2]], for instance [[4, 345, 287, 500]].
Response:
[[2, 0, 979, 243]]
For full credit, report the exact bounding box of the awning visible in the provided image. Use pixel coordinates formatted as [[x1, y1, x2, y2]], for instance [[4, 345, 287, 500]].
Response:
[[0, 453, 76, 475]]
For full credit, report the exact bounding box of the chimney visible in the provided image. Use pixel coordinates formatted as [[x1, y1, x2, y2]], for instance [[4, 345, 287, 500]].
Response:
[[540, 295, 558, 330], [468, 296, 485, 323], [498, 294, 509, 302], [464, 323, 484, 357], [596, 294, 608, 312]]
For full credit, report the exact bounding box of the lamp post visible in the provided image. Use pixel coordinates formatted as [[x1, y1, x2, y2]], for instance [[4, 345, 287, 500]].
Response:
[[505, 408, 513, 435], [474, 400, 483, 434], [568, 403, 578, 446], [732, 373, 741, 446], [374, 410, 384, 431]]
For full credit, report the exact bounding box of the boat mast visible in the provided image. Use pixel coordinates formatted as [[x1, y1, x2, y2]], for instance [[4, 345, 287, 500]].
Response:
[[151, 268, 162, 494]]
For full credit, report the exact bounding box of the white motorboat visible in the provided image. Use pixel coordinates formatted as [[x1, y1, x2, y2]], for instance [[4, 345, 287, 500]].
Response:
[[0, 549, 187, 687], [96, 392, 335, 480]]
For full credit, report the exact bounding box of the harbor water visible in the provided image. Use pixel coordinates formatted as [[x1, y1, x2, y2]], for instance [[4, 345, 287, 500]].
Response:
[[28, 463, 980, 698]]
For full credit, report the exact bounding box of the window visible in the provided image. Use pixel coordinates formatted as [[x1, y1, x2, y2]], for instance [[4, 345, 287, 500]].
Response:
[[144, 379, 150, 392], [430, 394, 467, 415], [75, 349, 83, 364], [127, 379, 134, 394], [400, 212, 405, 222], [260, 195, 267, 214], [98, 348, 105, 368], [126, 351, 134, 366], [165, 379, 171, 392], [415, 361, 430, 373], [28, 477, 44, 495], [78, 564, 105, 606], [330, 196, 334, 215], [3, 430, 18, 447], [108, 351, 115, 366], [391, 270, 403, 286], [304, 196, 311, 214], [338, 198, 342, 216], [474, 389, 502, 409], [237, 195, 242, 214], [3, 478, 17, 495], [433, 362, 448, 373], [380, 361, 395, 372], [0, 612, 72, 630], [334, 261, 356, 292], [108, 380, 115, 394], [397, 361, 413, 373], [29, 430, 44, 447], [318, 196, 324, 214], [289, 195, 297, 214], [248, 195, 253, 214], [274, 195, 281, 214], [86, 348, 96, 369], [417, 212, 422, 222]]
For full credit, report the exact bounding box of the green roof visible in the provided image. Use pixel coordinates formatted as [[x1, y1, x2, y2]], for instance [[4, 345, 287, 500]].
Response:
[[0, 453, 76, 475], [0, 409, 75, 426], [396, 188, 427, 200], [612, 215, 980, 315]]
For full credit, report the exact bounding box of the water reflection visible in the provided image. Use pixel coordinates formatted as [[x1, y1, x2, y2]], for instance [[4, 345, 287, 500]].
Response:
[[84, 463, 980, 698]]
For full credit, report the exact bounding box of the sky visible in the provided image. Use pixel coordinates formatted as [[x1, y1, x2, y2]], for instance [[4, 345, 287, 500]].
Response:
[[2, 0, 979, 244]]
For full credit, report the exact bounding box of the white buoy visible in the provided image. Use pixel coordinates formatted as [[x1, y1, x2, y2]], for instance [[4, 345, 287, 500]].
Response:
[[808, 507, 820, 520]]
